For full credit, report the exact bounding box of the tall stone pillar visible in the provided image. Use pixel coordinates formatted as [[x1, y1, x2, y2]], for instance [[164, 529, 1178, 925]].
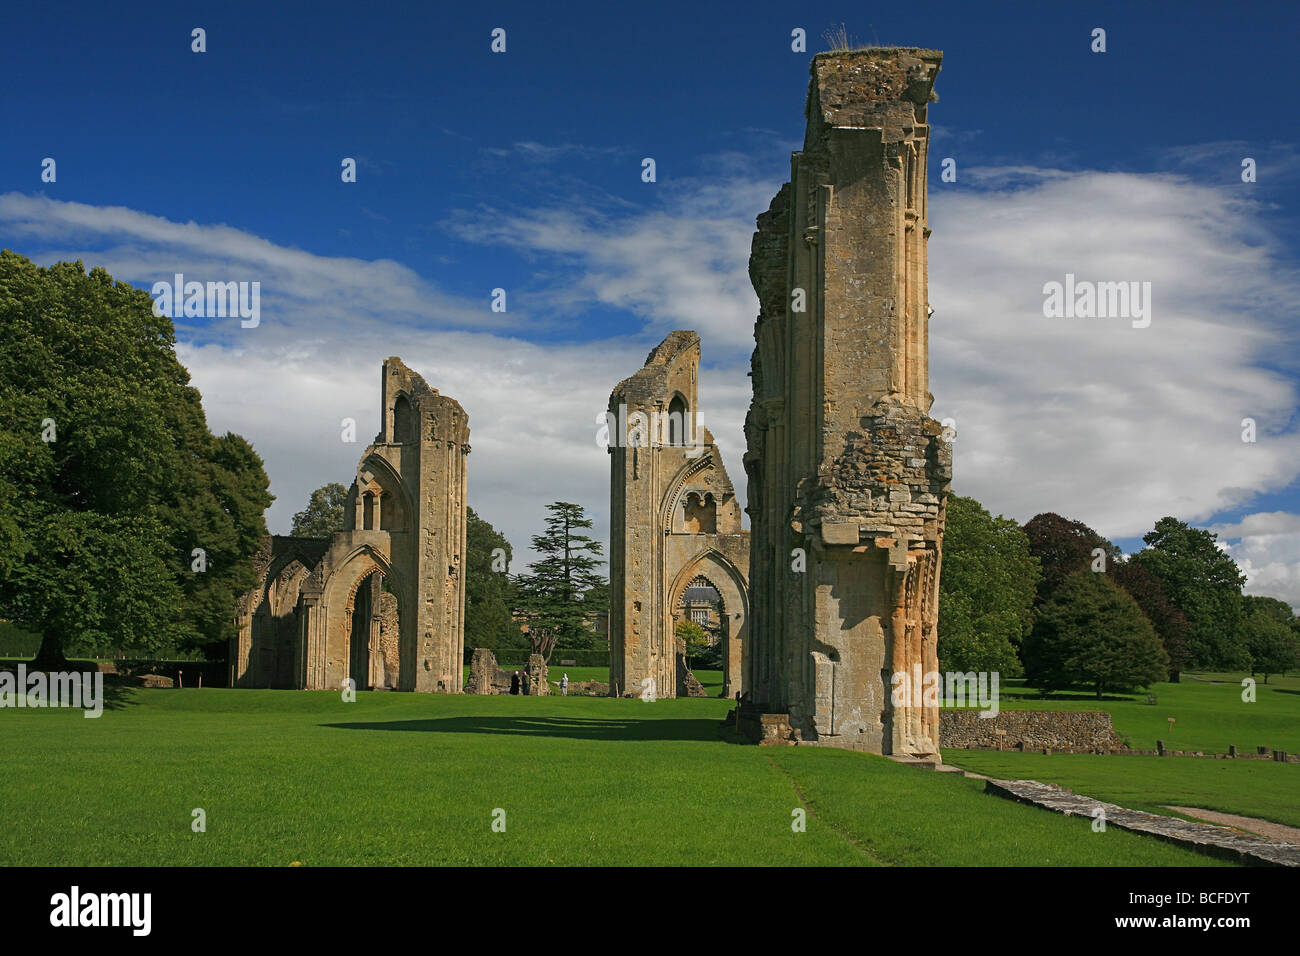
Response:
[[743, 48, 951, 756], [399, 364, 470, 694]]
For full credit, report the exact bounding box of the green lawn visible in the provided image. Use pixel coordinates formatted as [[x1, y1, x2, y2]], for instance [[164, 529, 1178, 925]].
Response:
[[0, 688, 1224, 866], [943, 751, 1300, 830], [960, 673, 1300, 754]]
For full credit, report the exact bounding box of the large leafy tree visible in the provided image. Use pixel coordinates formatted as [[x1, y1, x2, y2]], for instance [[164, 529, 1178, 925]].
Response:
[[1241, 595, 1298, 683], [512, 501, 605, 660], [290, 482, 349, 537], [464, 507, 516, 654], [0, 252, 271, 666], [1129, 517, 1248, 670], [1022, 570, 1169, 698], [1022, 512, 1120, 604], [937, 495, 1039, 675], [1108, 560, 1194, 681]]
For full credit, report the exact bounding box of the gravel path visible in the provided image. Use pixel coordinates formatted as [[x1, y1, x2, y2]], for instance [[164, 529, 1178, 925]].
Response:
[[1164, 806, 1300, 844]]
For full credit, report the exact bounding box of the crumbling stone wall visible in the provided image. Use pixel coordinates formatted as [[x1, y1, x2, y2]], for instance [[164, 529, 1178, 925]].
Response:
[[607, 332, 750, 699], [675, 652, 707, 698], [466, 647, 517, 695], [940, 711, 1126, 753], [743, 48, 950, 756], [232, 357, 470, 693]]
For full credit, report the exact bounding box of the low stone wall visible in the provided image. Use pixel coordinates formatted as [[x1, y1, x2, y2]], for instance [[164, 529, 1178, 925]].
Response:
[[940, 710, 1125, 753], [555, 679, 609, 697]]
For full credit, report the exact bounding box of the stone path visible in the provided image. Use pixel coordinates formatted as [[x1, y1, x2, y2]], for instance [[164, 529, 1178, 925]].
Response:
[[893, 757, 1300, 865], [1164, 806, 1300, 844], [984, 779, 1300, 866]]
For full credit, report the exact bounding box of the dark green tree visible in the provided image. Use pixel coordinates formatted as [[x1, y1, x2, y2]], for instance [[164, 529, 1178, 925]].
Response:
[[464, 507, 516, 654], [1129, 517, 1248, 670], [937, 495, 1040, 675], [1241, 595, 1298, 683], [1022, 570, 1169, 698], [0, 252, 271, 666], [290, 482, 349, 537], [512, 501, 605, 661], [1108, 559, 1194, 681], [1022, 512, 1120, 604]]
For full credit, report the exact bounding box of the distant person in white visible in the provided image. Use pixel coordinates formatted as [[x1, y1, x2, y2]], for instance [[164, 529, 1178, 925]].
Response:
[[561, 673, 569, 696]]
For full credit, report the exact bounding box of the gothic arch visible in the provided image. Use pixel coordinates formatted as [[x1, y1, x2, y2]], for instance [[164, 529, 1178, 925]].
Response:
[[392, 392, 417, 443], [356, 452, 414, 532], [667, 392, 690, 445], [666, 548, 749, 698], [659, 454, 715, 533], [321, 545, 405, 691]]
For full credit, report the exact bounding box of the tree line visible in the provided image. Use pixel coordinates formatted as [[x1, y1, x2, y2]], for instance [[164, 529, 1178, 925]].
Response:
[[939, 496, 1299, 696]]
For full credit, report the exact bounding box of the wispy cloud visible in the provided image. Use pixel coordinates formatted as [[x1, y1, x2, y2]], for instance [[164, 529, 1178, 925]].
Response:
[[0, 193, 524, 347], [4, 156, 1299, 587]]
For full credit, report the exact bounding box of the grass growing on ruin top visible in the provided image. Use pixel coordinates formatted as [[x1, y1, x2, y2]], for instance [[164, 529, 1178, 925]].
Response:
[[1, 688, 1225, 866]]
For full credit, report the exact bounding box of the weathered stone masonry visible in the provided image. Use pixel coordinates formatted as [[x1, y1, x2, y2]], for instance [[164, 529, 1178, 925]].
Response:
[[233, 357, 470, 693], [743, 48, 950, 754], [607, 332, 750, 700]]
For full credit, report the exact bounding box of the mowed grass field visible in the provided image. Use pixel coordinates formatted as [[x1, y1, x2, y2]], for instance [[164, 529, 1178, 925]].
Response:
[[0, 687, 1228, 866]]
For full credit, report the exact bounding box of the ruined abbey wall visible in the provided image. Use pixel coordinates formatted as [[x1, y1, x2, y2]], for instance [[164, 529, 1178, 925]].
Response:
[[607, 332, 749, 699], [233, 357, 469, 693], [744, 49, 951, 755]]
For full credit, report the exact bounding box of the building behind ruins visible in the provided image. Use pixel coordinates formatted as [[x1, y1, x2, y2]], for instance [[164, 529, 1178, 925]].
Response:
[[607, 332, 749, 699], [743, 48, 951, 754], [232, 357, 470, 693]]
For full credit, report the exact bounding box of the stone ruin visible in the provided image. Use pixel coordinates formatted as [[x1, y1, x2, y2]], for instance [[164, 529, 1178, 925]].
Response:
[[606, 332, 750, 699], [742, 48, 951, 755], [524, 653, 549, 697], [232, 357, 471, 693], [465, 647, 515, 695], [464, 648, 549, 696]]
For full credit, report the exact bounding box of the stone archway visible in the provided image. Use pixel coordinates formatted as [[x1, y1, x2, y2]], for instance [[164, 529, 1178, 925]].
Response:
[[320, 547, 406, 692], [667, 550, 749, 698]]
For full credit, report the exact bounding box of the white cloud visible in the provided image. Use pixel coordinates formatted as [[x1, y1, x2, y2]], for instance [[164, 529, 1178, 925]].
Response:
[[927, 168, 1300, 539], [176, 334, 638, 568], [1213, 512, 1300, 610], [4, 160, 1299, 581], [0, 193, 523, 346]]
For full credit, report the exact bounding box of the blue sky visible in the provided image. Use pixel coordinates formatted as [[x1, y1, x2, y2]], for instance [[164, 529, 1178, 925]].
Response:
[[3, 0, 1300, 602]]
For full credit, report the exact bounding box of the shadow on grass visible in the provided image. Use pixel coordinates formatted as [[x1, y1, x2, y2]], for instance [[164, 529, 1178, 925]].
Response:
[[323, 714, 727, 742]]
